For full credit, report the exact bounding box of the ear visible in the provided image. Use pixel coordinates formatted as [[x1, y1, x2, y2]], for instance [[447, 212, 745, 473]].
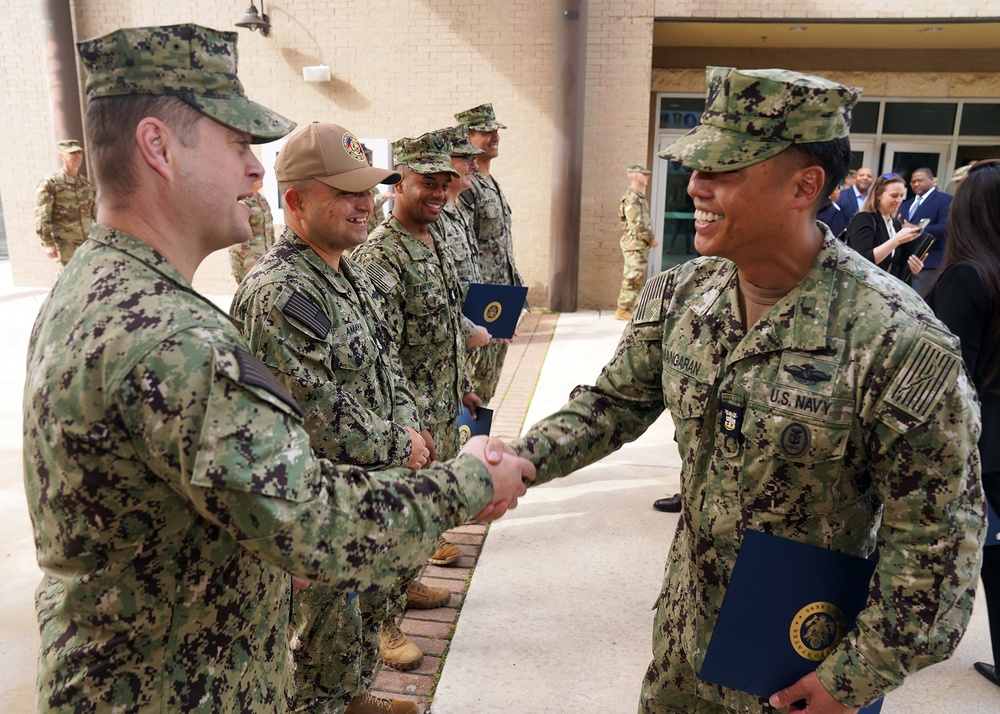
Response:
[[283, 186, 306, 219], [790, 165, 826, 209], [134, 118, 173, 181]]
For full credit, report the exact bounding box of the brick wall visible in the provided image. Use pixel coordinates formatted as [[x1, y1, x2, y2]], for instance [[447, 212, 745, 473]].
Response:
[[654, 0, 1000, 18], [0, 1, 995, 307]]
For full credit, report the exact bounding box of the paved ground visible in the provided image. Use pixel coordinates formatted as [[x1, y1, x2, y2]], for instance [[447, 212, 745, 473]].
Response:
[[2, 261, 998, 712]]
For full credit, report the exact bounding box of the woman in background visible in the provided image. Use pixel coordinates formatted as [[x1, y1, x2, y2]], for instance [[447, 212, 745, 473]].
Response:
[[845, 172, 923, 278], [927, 158, 1000, 688]]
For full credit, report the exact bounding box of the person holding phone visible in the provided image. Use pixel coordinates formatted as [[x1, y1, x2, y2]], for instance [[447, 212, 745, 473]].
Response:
[[844, 172, 924, 279], [899, 167, 954, 296]]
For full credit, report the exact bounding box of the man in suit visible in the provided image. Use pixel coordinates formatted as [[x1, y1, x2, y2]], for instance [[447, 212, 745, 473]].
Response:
[[837, 165, 873, 223], [899, 167, 953, 296]]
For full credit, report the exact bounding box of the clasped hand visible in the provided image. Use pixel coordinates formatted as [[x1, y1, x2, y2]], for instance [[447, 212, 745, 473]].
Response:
[[459, 435, 535, 522]]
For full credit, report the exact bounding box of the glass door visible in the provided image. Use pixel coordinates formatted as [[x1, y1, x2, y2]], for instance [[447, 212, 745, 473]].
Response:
[[883, 141, 952, 195], [651, 133, 698, 274]]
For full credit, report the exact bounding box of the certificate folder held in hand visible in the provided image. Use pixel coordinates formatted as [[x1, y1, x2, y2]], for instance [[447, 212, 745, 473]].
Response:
[[458, 406, 493, 447], [462, 283, 528, 339], [699, 530, 883, 713]]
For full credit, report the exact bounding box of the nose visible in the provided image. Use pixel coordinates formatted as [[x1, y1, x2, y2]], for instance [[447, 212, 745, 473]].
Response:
[[358, 191, 374, 211], [247, 152, 264, 183], [687, 170, 709, 198]]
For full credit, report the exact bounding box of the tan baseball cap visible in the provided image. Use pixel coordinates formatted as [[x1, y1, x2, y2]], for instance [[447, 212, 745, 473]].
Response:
[[275, 122, 401, 192]]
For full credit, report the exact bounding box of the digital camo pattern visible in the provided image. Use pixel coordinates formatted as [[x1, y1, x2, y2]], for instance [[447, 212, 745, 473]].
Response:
[[460, 172, 521, 401], [353, 217, 471, 461], [454, 103, 506, 133], [229, 191, 276, 284], [435, 202, 482, 340], [76, 24, 294, 143], [23, 225, 493, 713], [618, 187, 655, 311], [366, 188, 390, 235], [232, 228, 422, 709], [391, 132, 458, 177], [511, 229, 984, 712], [34, 169, 95, 265], [659, 66, 861, 172]]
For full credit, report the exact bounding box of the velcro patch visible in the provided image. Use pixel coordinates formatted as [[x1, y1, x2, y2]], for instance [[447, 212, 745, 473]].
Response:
[[884, 337, 960, 422], [363, 262, 398, 295], [632, 273, 669, 324], [282, 291, 331, 338], [235, 348, 303, 417]]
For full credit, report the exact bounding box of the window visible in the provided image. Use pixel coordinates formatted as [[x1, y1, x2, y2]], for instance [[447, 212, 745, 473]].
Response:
[[883, 102, 956, 135]]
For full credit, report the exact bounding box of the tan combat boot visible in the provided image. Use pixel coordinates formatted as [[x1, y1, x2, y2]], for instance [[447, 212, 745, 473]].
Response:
[[615, 307, 632, 321], [427, 536, 462, 566], [344, 692, 419, 714], [405, 579, 450, 609], [381, 621, 423, 671]]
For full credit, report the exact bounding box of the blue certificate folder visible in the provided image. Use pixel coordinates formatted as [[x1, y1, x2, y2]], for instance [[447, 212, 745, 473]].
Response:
[[462, 283, 528, 339], [987, 500, 1000, 548], [699, 530, 882, 713], [458, 406, 493, 446]]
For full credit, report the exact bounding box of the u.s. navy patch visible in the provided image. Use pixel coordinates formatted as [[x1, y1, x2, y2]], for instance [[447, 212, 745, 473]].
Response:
[[789, 601, 846, 661], [885, 337, 960, 422]]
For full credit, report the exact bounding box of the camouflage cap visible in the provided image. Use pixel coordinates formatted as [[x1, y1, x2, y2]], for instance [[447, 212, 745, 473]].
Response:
[[57, 139, 84, 153], [76, 23, 295, 144], [276, 122, 401, 192], [658, 66, 861, 172], [626, 163, 651, 175], [392, 133, 460, 177], [434, 125, 485, 157], [454, 103, 506, 132], [952, 164, 972, 183]]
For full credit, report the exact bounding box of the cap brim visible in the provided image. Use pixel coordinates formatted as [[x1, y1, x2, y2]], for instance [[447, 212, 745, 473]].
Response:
[[407, 162, 461, 178], [316, 166, 402, 193], [657, 124, 789, 172], [466, 121, 506, 132], [191, 94, 296, 144]]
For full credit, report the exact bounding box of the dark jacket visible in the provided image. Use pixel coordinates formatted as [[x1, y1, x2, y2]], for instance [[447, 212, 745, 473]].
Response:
[[845, 211, 901, 277]]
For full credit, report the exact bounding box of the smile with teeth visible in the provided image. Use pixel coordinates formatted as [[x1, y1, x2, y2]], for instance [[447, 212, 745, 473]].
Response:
[[695, 209, 723, 222]]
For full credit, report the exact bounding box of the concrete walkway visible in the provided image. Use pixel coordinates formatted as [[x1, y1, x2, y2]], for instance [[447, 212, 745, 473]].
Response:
[[1, 261, 998, 712]]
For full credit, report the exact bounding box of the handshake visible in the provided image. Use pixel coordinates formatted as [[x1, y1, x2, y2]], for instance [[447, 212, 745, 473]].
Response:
[[458, 435, 536, 522]]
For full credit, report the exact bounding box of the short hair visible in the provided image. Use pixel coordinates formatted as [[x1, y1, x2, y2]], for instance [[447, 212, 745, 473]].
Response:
[[912, 166, 935, 179], [783, 137, 852, 212], [860, 173, 906, 213], [85, 95, 202, 208]]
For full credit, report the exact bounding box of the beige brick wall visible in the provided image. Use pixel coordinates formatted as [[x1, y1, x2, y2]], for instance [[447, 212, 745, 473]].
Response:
[[654, 0, 1000, 17], [0, 1, 995, 307]]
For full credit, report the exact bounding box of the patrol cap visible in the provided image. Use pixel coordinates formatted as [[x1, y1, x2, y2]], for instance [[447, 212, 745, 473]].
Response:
[[434, 125, 485, 157], [276, 122, 401, 192], [658, 66, 861, 172], [57, 140, 84, 153], [951, 164, 972, 184], [627, 163, 651, 175], [392, 133, 460, 177], [454, 103, 506, 132], [76, 23, 295, 143]]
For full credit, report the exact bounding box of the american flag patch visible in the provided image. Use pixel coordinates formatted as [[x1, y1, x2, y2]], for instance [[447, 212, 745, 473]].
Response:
[[885, 338, 959, 421]]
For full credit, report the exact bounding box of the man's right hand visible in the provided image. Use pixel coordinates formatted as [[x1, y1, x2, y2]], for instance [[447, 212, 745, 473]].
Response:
[[404, 426, 430, 469], [459, 435, 535, 521]]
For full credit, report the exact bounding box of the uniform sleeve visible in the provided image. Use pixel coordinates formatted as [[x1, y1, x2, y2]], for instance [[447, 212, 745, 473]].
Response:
[[35, 178, 55, 246], [234, 281, 414, 469], [510, 276, 669, 484], [116, 331, 494, 591], [815, 324, 985, 707]]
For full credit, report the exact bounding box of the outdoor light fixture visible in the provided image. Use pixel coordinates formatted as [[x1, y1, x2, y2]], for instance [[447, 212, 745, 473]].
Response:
[[236, 1, 270, 36]]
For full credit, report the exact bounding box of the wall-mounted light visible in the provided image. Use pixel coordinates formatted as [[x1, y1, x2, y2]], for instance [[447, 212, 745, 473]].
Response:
[[303, 65, 331, 83], [236, 1, 270, 36], [920, 27, 943, 33]]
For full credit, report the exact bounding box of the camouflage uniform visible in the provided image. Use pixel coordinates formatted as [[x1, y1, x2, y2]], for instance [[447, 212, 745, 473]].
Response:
[[366, 188, 390, 235], [353, 216, 471, 461], [232, 228, 421, 711], [25, 227, 494, 713], [229, 191, 275, 284], [435, 202, 482, 342], [618, 184, 655, 312], [23, 24, 497, 713], [34, 166, 95, 266], [456, 104, 522, 403], [513, 232, 984, 712], [512, 67, 986, 713]]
